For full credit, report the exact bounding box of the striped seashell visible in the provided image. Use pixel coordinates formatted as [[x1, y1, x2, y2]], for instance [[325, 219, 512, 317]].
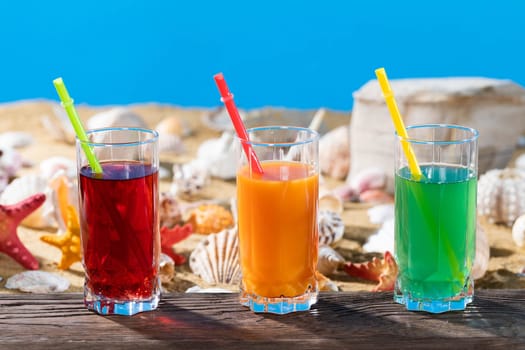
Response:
[[318, 210, 344, 246], [189, 227, 241, 285]]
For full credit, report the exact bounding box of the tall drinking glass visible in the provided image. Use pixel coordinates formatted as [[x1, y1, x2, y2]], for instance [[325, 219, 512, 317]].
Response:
[[394, 124, 479, 313], [77, 127, 160, 316], [236, 126, 319, 314]]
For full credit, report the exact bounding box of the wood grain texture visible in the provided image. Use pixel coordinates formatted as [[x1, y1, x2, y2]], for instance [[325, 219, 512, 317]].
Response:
[[1, 290, 524, 349]]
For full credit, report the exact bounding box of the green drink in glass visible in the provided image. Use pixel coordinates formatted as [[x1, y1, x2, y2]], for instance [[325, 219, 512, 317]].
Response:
[[394, 124, 479, 313]]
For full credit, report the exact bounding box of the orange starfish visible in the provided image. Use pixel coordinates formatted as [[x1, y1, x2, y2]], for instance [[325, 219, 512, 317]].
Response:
[[40, 205, 81, 270], [0, 193, 46, 270], [160, 223, 193, 265], [343, 251, 399, 292]]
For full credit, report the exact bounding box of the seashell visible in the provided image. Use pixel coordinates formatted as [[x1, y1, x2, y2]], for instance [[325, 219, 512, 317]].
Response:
[[318, 210, 344, 246], [5, 271, 70, 293], [189, 227, 241, 285], [344, 251, 398, 292], [359, 189, 394, 204], [363, 218, 394, 253], [39, 156, 76, 180], [477, 168, 525, 226], [0, 173, 66, 229], [516, 153, 525, 171], [367, 203, 394, 225], [185, 286, 233, 293], [158, 134, 185, 154], [155, 115, 191, 138], [0, 171, 8, 194], [86, 107, 148, 130], [316, 271, 340, 292], [0, 131, 33, 148], [170, 160, 210, 199], [317, 245, 345, 275], [196, 131, 237, 179], [159, 192, 183, 228], [0, 147, 24, 177], [159, 253, 175, 284], [186, 204, 234, 235], [319, 192, 344, 214], [349, 167, 387, 195], [472, 222, 490, 280], [319, 125, 350, 180], [512, 214, 525, 247], [202, 107, 246, 132], [40, 104, 76, 144]]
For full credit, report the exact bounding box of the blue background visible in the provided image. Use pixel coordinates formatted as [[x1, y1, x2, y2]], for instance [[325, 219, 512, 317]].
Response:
[[1, 1, 524, 110]]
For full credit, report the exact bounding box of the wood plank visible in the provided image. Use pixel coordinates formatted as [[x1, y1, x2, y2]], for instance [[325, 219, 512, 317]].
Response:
[[1, 290, 524, 349]]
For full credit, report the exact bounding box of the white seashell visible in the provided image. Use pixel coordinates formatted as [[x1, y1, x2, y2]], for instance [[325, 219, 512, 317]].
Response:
[[189, 227, 241, 285], [319, 192, 344, 214], [170, 160, 211, 198], [0, 147, 24, 177], [318, 210, 344, 246], [39, 156, 76, 180], [516, 153, 525, 171], [196, 131, 237, 179], [319, 125, 350, 180], [159, 192, 182, 228], [472, 223, 490, 280], [159, 253, 175, 284], [0, 174, 60, 229], [155, 115, 191, 137], [512, 214, 525, 247], [5, 271, 70, 293], [202, 107, 246, 132], [363, 218, 395, 253], [40, 104, 76, 144], [0, 131, 33, 148], [367, 204, 395, 225], [477, 168, 525, 226], [185, 286, 233, 293], [317, 245, 345, 275], [86, 107, 147, 130]]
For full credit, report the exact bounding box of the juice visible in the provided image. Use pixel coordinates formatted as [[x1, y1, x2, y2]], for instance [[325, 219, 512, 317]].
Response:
[[237, 161, 318, 298], [395, 165, 477, 300], [79, 161, 159, 300]]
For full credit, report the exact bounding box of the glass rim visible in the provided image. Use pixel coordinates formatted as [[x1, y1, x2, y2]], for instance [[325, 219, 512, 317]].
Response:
[[397, 124, 479, 145], [77, 127, 159, 147], [240, 125, 320, 148]]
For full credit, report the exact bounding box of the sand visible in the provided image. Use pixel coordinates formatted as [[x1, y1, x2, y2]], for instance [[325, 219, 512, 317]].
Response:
[[0, 101, 523, 294]]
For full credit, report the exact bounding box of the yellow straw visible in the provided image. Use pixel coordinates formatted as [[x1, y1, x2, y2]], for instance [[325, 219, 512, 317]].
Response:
[[375, 68, 422, 180], [53, 78, 103, 174]]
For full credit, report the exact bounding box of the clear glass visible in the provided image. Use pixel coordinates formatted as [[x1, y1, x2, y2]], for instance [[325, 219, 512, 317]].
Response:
[[394, 124, 479, 313], [236, 126, 319, 314], [76, 127, 160, 316]]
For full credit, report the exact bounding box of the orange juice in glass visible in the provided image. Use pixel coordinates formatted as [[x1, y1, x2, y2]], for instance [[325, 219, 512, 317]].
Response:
[[236, 126, 319, 314]]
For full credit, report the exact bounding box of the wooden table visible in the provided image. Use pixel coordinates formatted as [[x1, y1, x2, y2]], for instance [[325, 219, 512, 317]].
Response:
[[1, 290, 524, 349]]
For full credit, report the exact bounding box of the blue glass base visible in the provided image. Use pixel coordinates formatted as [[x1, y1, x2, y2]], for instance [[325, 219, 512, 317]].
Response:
[[394, 279, 473, 314], [84, 283, 160, 316], [240, 288, 318, 314]]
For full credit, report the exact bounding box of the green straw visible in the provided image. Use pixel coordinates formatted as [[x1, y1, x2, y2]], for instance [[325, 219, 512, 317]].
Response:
[[53, 77, 103, 174]]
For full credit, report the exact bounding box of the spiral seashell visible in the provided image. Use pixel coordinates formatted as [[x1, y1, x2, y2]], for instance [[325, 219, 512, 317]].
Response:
[[318, 210, 344, 246], [477, 168, 525, 226], [189, 227, 241, 285], [317, 245, 345, 275], [512, 214, 525, 247]]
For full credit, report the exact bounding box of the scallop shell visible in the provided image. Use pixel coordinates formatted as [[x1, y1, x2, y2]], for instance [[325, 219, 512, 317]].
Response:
[[472, 222, 490, 280], [196, 131, 237, 180], [477, 168, 525, 226], [0, 131, 33, 149], [319, 192, 344, 214], [512, 214, 525, 247], [5, 271, 70, 293], [202, 107, 246, 132], [186, 203, 234, 235], [318, 210, 344, 246], [317, 245, 345, 275], [159, 191, 183, 228], [189, 227, 241, 285], [86, 107, 147, 130], [319, 125, 350, 180], [170, 160, 210, 199]]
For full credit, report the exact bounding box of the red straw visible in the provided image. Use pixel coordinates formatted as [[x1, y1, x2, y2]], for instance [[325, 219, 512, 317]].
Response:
[[213, 72, 264, 175]]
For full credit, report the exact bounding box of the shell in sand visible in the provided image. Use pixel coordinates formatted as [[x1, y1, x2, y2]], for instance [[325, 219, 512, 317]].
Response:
[[318, 210, 345, 246], [5, 271, 70, 293], [189, 227, 241, 285]]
